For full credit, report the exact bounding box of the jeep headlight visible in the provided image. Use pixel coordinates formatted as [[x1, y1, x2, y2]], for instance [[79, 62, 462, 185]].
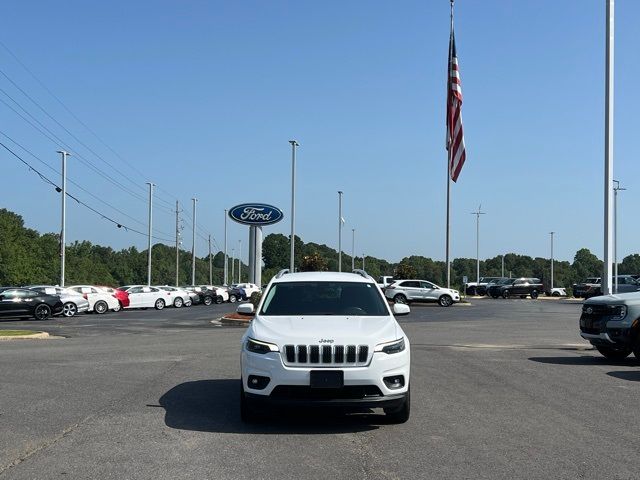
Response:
[[374, 338, 406, 354], [245, 338, 279, 354]]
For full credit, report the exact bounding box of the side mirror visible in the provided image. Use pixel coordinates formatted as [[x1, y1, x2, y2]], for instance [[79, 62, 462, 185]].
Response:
[[237, 303, 255, 316], [392, 303, 410, 316]]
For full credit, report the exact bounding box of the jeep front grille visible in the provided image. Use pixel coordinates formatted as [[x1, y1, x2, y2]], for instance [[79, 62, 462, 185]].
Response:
[[283, 344, 370, 365]]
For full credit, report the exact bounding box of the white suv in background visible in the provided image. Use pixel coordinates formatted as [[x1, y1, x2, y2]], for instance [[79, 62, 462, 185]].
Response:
[[239, 270, 411, 423], [385, 279, 460, 307]]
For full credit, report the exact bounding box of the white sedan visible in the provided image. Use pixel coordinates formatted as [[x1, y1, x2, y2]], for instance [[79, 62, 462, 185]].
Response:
[[156, 286, 192, 307], [118, 285, 168, 310], [68, 285, 121, 313]]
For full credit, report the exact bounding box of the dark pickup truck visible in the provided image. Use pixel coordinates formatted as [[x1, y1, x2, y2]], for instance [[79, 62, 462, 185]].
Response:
[[487, 277, 543, 299]]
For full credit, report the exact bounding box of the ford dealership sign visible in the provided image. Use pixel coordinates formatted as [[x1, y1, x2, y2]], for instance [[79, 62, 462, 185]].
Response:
[[229, 203, 284, 226]]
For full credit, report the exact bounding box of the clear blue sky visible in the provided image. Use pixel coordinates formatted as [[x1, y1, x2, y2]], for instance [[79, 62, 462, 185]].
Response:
[[1, 0, 638, 264]]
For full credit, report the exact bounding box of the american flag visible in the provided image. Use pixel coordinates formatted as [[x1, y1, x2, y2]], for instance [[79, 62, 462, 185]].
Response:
[[446, 28, 466, 182]]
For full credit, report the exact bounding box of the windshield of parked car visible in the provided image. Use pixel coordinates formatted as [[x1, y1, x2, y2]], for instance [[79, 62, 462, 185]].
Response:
[[260, 281, 389, 316]]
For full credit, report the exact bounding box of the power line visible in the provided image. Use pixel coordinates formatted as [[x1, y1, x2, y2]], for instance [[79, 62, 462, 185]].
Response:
[[0, 140, 173, 243]]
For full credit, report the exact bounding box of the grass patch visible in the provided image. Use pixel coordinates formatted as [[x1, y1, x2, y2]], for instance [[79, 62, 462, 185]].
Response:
[[0, 330, 41, 337]]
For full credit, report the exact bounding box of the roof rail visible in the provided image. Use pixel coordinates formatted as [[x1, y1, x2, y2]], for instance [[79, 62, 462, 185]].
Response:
[[352, 269, 371, 279], [275, 269, 290, 279]]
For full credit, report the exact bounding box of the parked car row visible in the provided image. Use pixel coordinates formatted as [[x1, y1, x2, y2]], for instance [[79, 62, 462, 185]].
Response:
[[572, 275, 640, 299], [0, 283, 261, 321]]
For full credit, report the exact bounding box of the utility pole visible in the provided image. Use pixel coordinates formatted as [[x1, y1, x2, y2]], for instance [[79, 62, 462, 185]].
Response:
[[175, 201, 180, 286], [238, 240, 242, 283], [362, 254, 365, 271], [289, 140, 299, 272], [224, 209, 228, 285], [146, 182, 155, 286], [208, 235, 213, 285], [471, 205, 486, 284], [191, 197, 197, 285], [57, 150, 70, 287], [231, 248, 235, 283], [613, 180, 626, 293], [501, 255, 505, 278], [338, 191, 343, 272], [351, 229, 355, 271], [603, 0, 615, 296], [550, 232, 555, 290]]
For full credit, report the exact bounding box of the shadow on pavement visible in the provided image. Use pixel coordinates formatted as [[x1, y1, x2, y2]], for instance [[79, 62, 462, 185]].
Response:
[[158, 379, 383, 434], [529, 355, 638, 366], [606, 371, 640, 382]]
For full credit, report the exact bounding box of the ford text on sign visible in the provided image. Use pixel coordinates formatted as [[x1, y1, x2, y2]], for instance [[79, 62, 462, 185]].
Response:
[[228, 204, 284, 226]]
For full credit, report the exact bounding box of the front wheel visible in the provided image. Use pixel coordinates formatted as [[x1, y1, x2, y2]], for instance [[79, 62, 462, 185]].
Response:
[[215, 296, 223, 304], [596, 345, 631, 360], [552, 291, 560, 297], [203, 295, 213, 306], [184, 299, 192, 307], [502, 290, 510, 299], [34, 304, 52, 321], [173, 297, 184, 308], [155, 298, 165, 310], [384, 387, 410, 424], [62, 302, 77, 317], [530, 290, 539, 299], [229, 295, 237, 304], [94, 300, 108, 314], [112, 302, 122, 312], [438, 295, 453, 307]]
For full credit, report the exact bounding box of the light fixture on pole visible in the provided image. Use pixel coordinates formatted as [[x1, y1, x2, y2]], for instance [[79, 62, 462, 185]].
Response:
[[549, 232, 555, 290], [289, 140, 299, 272], [57, 150, 70, 287], [191, 197, 197, 285], [470, 205, 485, 284], [613, 179, 626, 293], [338, 191, 344, 272], [146, 182, 155, 286], [603, 0, 615, 295], [224, 209, 228, 286]]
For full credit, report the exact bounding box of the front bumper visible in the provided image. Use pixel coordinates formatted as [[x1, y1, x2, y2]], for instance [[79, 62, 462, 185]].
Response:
[[245, 390, 407, 410], [241, 346, 410, 403]]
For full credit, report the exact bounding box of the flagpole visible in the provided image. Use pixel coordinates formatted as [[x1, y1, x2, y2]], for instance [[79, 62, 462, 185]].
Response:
[[445, 0, 454, 289]]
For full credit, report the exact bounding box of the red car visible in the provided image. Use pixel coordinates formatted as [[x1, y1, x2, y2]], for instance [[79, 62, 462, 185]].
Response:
[[98, 286, 130, 309]]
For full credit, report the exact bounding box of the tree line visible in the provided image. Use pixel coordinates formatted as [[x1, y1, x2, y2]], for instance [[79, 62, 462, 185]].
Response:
[[3, 208, 640, 291]]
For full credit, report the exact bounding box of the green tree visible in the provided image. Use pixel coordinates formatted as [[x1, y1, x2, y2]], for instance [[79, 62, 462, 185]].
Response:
[[395, 263, 417, 280], [299, 251, 329, 272]]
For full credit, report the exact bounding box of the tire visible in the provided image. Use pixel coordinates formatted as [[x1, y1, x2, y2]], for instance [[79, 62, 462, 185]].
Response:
[[466, 287, 477, 296], [530, 290, 539, 299], [596, 345, 631, 360], [393, 294, 408, 305], [502, 290, 510, 299], [113, 302, 122, 312], [438, 295, 453, 307], [203, 295, 213, 306], [94, 300, 108, 314], [34, 304, 51, 321], [552, 291, 560, 297], [240, 381, 258, 423], [173, 297, 184, 308], [215, 296, 223, 304], [62, 302, 77, 317], [384, 387, 410, 424], [184, 300, 192, 307], [155, 298, 165, 310], [229, 295, 237, 304]]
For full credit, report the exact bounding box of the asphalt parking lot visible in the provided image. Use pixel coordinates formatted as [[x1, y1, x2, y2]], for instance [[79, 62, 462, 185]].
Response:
[[2, 299, 640, 480]]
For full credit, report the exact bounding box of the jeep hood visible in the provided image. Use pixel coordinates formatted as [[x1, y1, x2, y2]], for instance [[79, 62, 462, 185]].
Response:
[[250, 315, 400, 348]]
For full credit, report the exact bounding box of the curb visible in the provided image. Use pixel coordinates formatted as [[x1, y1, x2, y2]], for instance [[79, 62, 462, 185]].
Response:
[[0, 331, 51, 341]]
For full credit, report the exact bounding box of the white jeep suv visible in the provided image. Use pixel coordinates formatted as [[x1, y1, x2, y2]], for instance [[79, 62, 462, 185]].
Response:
[[239, 270, 411, 423]]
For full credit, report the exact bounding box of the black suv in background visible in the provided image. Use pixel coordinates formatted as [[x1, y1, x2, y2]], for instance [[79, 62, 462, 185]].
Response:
[[487, 278, 543, 299]]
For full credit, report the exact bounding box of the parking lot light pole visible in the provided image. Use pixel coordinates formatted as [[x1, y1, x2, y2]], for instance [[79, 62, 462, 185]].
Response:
[[238, 240, 242, 283], [613, 180, 626, 293], [231, 248, 235, 282], [362, 253, 365, 271], [550, 232, 555, 290], [338, 191, 343, 272], [501, 255, 505, 278], [224, 209, 228, 286], [289, 140, 299, 273], [57, 150, 70, 287], [351, 229, 355, 271], [191, 197, 197, 285], [209, 235, 213, 285], [146, 182, 155, 286], [471, 205, 485, 284]]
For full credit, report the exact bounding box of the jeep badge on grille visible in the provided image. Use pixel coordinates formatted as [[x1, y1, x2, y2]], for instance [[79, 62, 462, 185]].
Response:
[[319, 339, 334, 344]]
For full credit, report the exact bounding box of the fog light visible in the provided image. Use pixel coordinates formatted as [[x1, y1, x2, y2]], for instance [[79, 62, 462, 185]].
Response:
[[247, 375, 270, 390], [383, 375, 405, 389]]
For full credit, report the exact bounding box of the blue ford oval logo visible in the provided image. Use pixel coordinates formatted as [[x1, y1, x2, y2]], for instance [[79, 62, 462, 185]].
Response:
[[229, 203, 284, 226]]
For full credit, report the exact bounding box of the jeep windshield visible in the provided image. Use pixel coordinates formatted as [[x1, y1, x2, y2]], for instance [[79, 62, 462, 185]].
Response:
[[260, 281, 389, 316]]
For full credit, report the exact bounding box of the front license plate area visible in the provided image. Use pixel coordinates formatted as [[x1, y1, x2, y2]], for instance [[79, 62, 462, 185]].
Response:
[[310, 370, 344, 389]]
